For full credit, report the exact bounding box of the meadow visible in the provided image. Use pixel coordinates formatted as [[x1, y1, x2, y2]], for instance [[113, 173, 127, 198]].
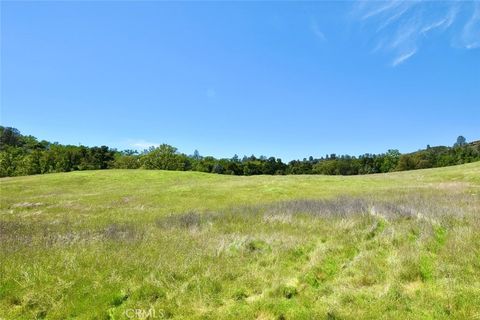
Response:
[[1, 162, 479, 319]]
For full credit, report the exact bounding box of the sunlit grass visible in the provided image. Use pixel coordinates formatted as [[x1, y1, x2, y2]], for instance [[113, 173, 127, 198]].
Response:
[[1, 162, 479, 319]]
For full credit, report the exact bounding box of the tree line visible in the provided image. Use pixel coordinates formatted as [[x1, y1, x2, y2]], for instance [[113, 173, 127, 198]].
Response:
[[1, 126, 479, 177]]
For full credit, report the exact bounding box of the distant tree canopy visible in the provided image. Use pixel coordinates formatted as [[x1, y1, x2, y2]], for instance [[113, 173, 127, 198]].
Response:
[[454, 135, 467, 147], [1, 126, 479, 178], [141, 144, 190, 171]]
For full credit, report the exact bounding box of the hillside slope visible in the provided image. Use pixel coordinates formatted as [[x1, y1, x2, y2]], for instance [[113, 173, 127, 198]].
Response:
[[1, 163, 479, 319], [2, 161, 479, 218]]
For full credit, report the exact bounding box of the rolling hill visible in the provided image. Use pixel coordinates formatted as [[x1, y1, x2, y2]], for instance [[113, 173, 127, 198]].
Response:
[[1, 162, 479, 319]]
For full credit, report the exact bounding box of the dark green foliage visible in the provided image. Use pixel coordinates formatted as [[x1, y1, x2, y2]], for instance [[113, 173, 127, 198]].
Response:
[[140, 144, 190, 170], [113, 153, 140, 169], [0, 126, 115, 177], [246, 239, 270, 252], [0, 127, 22, 149], [1, 126, 479, 177], [454, 135, 467, 147], [274, 285, 298, 299]]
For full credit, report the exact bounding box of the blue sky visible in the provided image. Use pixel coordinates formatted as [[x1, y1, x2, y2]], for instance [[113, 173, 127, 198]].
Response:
[[1, 1, 479, 160]]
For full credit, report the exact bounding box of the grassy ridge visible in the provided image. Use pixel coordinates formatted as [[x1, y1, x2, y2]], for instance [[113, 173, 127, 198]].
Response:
[[1, 162, 480, 319]]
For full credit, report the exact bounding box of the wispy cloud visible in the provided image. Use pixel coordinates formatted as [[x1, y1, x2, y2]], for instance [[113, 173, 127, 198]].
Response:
[[421, 19, 448, 34], [422, 6, 458, 35], [310, 19, 326, 41], [392, 48, 417, 67], [462, 2, 480, 49], [376, 4, 413, 32], [390, 23, 418, 49], [351, 1, 478, 66], [360, 1, 404, 21], [126, 139, 160, 150]]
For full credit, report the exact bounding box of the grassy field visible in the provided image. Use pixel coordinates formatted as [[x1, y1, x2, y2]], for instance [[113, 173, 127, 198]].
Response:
[[1, 162, 479, 319]]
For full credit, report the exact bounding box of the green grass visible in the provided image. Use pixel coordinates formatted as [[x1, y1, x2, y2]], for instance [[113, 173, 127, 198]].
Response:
[[1, 162, 479, 319]]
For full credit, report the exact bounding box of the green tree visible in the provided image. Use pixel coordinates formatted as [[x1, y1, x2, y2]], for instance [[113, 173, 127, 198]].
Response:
[[454, 136, 467, 147], [0, 147, 25, 176], [140, 144, 188, 170], [114, 154, 140, 169], [0, 127, 22, 150], [381, 149, 401, 172]]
